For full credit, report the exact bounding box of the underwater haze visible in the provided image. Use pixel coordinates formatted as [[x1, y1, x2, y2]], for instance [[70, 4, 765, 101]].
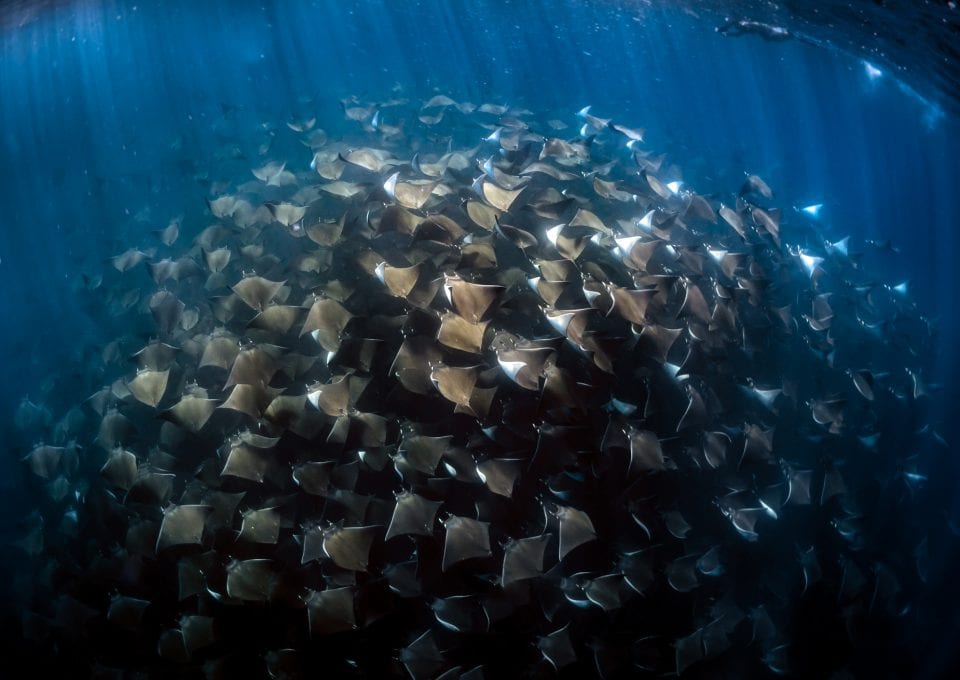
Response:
[[1, 1, 959, 678]]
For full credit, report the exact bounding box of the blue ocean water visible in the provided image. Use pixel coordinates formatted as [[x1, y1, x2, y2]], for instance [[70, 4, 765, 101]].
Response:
[[1, 1, 958, 676], [2, 1, 956, 416]]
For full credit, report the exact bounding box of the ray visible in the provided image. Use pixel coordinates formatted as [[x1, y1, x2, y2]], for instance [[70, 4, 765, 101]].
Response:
[[292, 461, 336, 496], [476, 458, 522, 498], [340, 147, 395, 172], [111, 247, 154, 272], [180, 615, 216, 655], [627, 428, 666, 473], [398, 434, 452, 475], [784, 466, 813, 506], [637, 324, 683, 364], [248, 304, 301, 334], [126, 470, 175, 507], [149, 290, 185, 335], [218, 383, 272, 421], [154, 220, 180, 246], [442, 516, 491, 571], [301, 297, 354, 351], [238, 506, 282, 544], [667, 555, 700, 593], [322, 524, 380, 572], [385, 491, 444, 541], [107, 595, 150, 630], [231, 275, 286, 312], [501, 534, 550, 586], [225, 559, 275, 602], [199, 334, 240, 371], [100, 447, 138, 491], [430, 364, 479, 408], [384, 173, 440, 210], [156, 504, 212, 552], [306, 587, 357, 636], [437, 312, 488, 354], [443, 275, 505, 324], [555, 505, 597, 560], [225, 346, 278, 389], [24, 444, 64, 479], [740, 173, 774, 199], [401, 630, 445, 680], [466, 200, 502, 231], [538, 623, 577, 672], [127, 368, 170, 408], [162, 394, 218, 433], [266, 202, 306, 227], [204, 246, 231, 273], [584, 573, 624, 611], [306, 375, 353, 416], [496, 347, 552, 391], [376, 260, 422, 299], [131, 341, 179, 371], [220, 442, 270, 484]]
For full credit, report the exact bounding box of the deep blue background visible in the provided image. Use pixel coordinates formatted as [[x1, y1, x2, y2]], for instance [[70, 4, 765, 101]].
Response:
[[0, 0, 958, 670]]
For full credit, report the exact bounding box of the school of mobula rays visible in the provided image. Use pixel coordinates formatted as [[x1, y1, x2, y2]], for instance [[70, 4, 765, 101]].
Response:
[[9, 92, 945, 678]]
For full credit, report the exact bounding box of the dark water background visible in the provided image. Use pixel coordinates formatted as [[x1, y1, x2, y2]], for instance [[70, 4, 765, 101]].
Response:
[[1, 0, 958, 674]]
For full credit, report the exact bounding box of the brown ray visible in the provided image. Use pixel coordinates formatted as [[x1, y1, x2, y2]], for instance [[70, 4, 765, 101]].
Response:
[[301, 297, 354, 351], [218, 383, 273, 421], [443, 274, 504, 324], [127, 369, 170, 408], [437, 312, 488, 354], [100, 447, 138, 490], [248, 304, 301, 335], [266, 202, 306, 227], [221, 443, 270, 484], [232, 276, 286, 312], [465, 200, 502, 231], [322, 524, 381, 572]]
